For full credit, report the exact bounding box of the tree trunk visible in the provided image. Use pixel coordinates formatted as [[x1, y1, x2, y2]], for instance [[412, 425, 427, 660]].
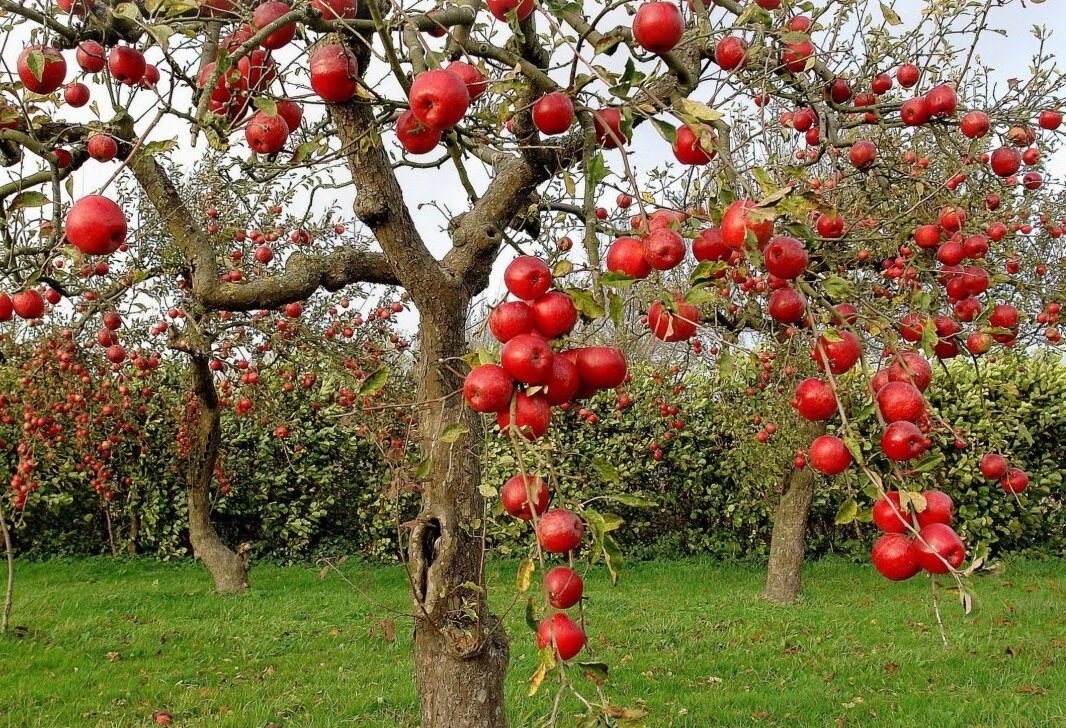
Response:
[[764, 422, 825, 603], [126, 482, 140, 555], [0, 500, 13, 634], [186, 352, 249, 594], [407, 301, 509, 728]]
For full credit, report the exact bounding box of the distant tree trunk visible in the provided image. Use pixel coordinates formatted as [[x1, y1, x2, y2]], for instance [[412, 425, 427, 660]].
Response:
[[185, 350, 249, 594], [764, 421, 825, 603], [0, 500, 13, 633], [126, 482, 140, 555], [407, 301, 509, 728]]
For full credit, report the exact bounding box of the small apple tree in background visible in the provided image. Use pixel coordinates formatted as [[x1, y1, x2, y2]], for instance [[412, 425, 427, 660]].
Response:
[[1, 0, 1065, 724]]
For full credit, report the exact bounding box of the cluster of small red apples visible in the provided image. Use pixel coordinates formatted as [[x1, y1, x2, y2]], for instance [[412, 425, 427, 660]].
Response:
[[463, 256, 631, 662]]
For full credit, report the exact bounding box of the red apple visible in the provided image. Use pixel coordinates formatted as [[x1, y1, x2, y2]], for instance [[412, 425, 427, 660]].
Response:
[[18, 46, 66, 94], [881, 420, 929, 461], [501, 474, 550, 519], [544, 566, 583, 609], [871, 533, 920, 580], [606, 236, 652, 278], [252, 1, 297, 49], [488, 300, 534, 342], [504, 256, 552, 300], [536, 613, 585, 660], [496, 392, 551, 439], [501, 333, 554, 384], [911, 523, 965, 574], [632, 2, 685, 55], [65, 196, 127, 256], [245, 111, 290, 154], [531, 292, 577, 339], [643, 228, 686, 270], [790, 378, 837, 421], [310, 44, 360, 103], [108, 46, 147, 86], [532, 93, 575, 135], [463, 364, 513, 412], [536, 509, 584, 553], [396, 109, 442, 154], [809, 435, 852, 475]]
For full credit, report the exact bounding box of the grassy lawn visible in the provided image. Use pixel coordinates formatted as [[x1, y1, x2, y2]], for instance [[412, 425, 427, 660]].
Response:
[[0, 557, 1063, 727]]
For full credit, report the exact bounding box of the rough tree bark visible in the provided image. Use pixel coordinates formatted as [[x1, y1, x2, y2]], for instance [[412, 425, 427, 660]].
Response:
[[184, 346, 249, 594], [408, 303, 509, 728], [764, 421, 825, 603]]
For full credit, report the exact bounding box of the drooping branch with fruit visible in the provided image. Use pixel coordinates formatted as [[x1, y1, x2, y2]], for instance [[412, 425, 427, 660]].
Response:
[[2, 0, 1066, 724]]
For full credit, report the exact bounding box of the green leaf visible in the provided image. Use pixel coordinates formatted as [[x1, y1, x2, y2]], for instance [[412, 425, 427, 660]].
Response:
[[911, 451, 945, 474], [651, 118, 677, 145], [880, 1, 903, 25], [592, 457, 620, 483], [8, 191, 49, 213], [478, 482, 498, 498], [566, 288, 605, 320], [821, 274, 852, 300], [674, 98, 722, 122], [684, 285, 718, 306], [835, 498, 859, 525], [606, 493, 657, 507], [254, 97, 278, 116], [601, 271, 637, 288], [608, 292, 624, 327], [553, 260, 574, 278], [516, 558, 535, 593], [114, 2, 141, 18], [415, 457, 432, 479], [440, 423, 469, 443], [525, 596, 538, 631], [691, 260, 728, 284], [25, 50, 45, 83], [358, 368, 388, 396], [562, 171, 576, 198]]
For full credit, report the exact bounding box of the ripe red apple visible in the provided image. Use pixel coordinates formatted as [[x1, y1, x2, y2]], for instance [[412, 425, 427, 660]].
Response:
[[781, 39, 814, 73], [763, 236, 808, 279], [925, 84, 957, 117], [254, 244, 274, 264], [532, 93, 575, 135], [504, 256, 552, 300], [66, 196, 127, 256], [593, 108, 628, 149], [543, 355, 580, 405], [911, 523, 965, 574], [816, 213, 844, 239], [252, 1, 297, 49], [396, 109, 442, 154], [960, 110, 989, 138], [463, 364, 514, 413], [409, 70, 470, 130], [896, 63, 919, 88], [900, 97, 929, 126], [18, 46, 67, 95], [607, 236, 652, 278], [916, 490, 953, 527], [768, 287, 806, 324], [881, 421, 929, 461], [544, 566, 583, 609], [792, 107, 816, 132], [809, 435, 852, 475], [1038, 109, 1062, 130], [714, 36, 747, 70], [979, 453, 1008, 479], [647, 297, 699, 342], [486, 0, 534, 21], [87, 134, 118, 162], [531, 291, 577, 339], [108, 46, 147, 86], [643, 228, 686, 270], [871, 72, 893, 95], [501, 474, 550, 519], [871, 533, 920, 581], [691, 226, 730, 263], [488, 300, 534, 342], [811, 330, 861, 375], [0, 293, 12, 322], [632, 2, 685, 55], [496, 392, 551, 439], [873, 492, 909, 533], [537, 508, 585, 553], [11, 289, 45, 319], [501, 334, 554, 384], [790, 378, 837, 421], [721, 200, 773, 250], [63, 82, 90, 107], [574, 346, 626, 390], [446, 61, 489, 102], [311, 0, 358, 19], [876, 381, 925, 423], [848, 140, 877, 169], [536, 613, 586, 660], [673, 125, 717, 165], [990, 146, 1021, 177], [310, 45, 360, 103], [1000, 467, 1029, 494], [275, 100, 303, 132], [245, 111, 290, 154], [76, 41, 106, 73]]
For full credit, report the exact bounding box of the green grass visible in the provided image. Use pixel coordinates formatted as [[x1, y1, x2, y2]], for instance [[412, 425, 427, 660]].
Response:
[[0, 558, 1064, 727]]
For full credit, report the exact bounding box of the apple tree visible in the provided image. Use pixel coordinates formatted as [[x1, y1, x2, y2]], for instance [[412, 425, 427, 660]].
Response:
[[1, 0, 1065, 724]]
